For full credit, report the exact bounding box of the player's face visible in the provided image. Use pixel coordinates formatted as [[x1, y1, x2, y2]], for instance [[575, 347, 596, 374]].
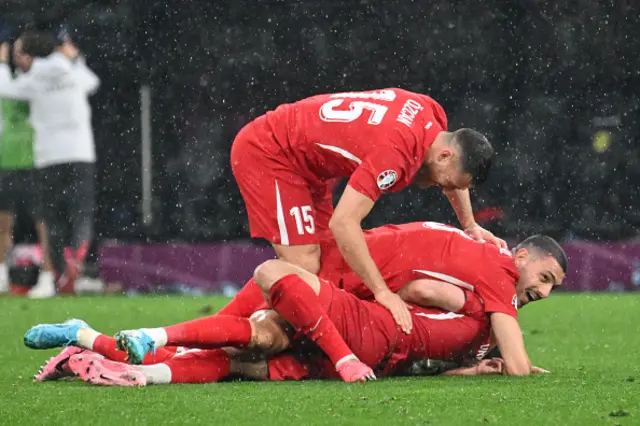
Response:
[[514, 249, 565, 308], [420, 149, 473, 190]]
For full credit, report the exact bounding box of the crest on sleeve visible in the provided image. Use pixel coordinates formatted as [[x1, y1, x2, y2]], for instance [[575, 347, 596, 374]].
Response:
[[377, 170, 398, 190], [512, 294, 519, 310]]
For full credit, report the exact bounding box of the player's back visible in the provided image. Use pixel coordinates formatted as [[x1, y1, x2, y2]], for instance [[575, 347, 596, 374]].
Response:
[[263, 88, 447, 184], [332, 221, 519, 301]]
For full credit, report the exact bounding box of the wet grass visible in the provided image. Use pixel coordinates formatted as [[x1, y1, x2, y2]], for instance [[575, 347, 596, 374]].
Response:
[[1, 293, 639, 425]]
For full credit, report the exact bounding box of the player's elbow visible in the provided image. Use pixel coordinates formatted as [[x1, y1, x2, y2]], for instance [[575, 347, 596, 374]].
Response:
[[328, 214, 346, 231]]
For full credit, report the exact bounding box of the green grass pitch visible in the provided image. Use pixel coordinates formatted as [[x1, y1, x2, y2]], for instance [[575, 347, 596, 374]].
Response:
[[1, 294, 639, 425]]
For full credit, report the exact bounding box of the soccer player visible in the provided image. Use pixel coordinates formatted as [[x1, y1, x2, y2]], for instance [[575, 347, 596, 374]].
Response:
[[26, 285, 493, 386], [25, 221, 566, 380], [231, 88, 505, 333]]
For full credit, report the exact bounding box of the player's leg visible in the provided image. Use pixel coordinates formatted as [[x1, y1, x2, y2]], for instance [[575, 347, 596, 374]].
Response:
[[115, 309, 292, 364], [216, 277, 265, 317], [270, 179, 335, 274], [36, 165, 68, 295], [24, 168, 56, 296], [254, 258, 375, 382], [23, 319, 179, 358], [61, 162, 95, 294], [272, 243, 321, 275], [231, 127, 322, 274], [69, 348, 267, 386], [25, 320, 178, 382]]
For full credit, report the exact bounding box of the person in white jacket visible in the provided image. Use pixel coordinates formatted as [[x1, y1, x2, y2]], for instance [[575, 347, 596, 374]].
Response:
[[0, 31, 100, 297]]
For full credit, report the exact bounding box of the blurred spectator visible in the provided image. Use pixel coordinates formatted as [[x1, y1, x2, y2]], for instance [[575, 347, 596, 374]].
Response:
[[0, 31, 100, 296]]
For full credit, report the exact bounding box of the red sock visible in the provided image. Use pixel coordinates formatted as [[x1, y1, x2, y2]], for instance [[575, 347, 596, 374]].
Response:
[[217, 278, 265, 317], [92, 334, 176, 364], [165, 349, 231, 384], [269, 274, 354, 366], [164, 315, 252, 349]]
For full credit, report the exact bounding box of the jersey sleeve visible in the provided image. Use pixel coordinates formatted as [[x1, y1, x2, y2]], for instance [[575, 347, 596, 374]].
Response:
[[347, 147, 412, 201], [478, 274, 518, 318]]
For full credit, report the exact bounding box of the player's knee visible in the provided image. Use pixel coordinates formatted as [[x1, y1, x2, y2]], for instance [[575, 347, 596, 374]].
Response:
[[249, 315, 291, 354], [253, 259, 287, 291]]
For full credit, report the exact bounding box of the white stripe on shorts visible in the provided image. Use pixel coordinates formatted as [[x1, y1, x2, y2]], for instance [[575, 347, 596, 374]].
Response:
[[275, 181, 289, 246]]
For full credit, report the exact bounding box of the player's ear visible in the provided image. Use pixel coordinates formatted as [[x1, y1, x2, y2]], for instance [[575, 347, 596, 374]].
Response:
[[514, 248, 529, 262], [437, 149, 453, 162]]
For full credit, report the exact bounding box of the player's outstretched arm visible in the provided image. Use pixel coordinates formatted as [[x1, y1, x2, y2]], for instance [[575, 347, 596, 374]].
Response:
[[331, 185, 412, 334], [490, 313, 532, 376]]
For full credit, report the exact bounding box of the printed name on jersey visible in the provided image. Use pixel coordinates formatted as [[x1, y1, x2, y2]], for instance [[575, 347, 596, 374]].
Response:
[[377, 170, 398, 190], [475, 343, 491, 360], [396, 99, 424, 128]]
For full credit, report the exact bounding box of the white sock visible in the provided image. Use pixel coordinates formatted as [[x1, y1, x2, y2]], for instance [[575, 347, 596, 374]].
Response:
[[137, 363, 172, 384], [76, 328, 100, 350], [38, 270, 54, 282], [141, 328, 168, 348]]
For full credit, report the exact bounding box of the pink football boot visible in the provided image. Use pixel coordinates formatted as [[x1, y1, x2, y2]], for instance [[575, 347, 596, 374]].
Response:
[[34, 346, 88, 382], [68, 353, 147, 386]]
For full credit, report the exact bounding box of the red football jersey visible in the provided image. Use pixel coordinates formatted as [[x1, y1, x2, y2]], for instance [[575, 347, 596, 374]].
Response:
[[262, 88, 448, 201], [319, 221, 521, 318], [408, 293, 492, 363]]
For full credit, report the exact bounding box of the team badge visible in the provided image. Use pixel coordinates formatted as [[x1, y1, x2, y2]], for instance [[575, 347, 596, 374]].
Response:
[[377, 170, 398, 190], [512, 294, 519, 310]]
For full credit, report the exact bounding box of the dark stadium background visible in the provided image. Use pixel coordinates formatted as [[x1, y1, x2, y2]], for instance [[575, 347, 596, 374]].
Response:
[[3, 0, 639, 249]]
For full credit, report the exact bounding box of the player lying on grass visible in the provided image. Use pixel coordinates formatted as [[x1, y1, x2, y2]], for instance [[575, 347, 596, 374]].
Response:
[[231, 87, 506, 335], [25, 221, 566, 381], [25, 283, 501, 386]]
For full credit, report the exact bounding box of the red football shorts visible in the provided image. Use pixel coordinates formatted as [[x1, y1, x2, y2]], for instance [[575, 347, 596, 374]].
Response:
[[231, 117, 334, 246], [317, 279, 409, 373]]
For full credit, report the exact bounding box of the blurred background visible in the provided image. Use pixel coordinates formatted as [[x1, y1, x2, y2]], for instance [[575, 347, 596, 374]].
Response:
[[1, 0, 639, 294]]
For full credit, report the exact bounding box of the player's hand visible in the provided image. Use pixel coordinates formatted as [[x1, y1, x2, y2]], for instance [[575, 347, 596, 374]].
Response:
[[475, 358, 505, 375], [465, 225, 508, 250], [0, 43, 9, 63], [375, 290, 413, 334], [531, 365, 550, 374]]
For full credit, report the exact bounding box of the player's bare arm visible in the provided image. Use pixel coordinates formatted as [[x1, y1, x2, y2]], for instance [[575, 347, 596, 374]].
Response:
[[397, 279, 466, 313], [330, 185, 413, 334], [490, 312, 532, 375], [443, 188, 507, 249]]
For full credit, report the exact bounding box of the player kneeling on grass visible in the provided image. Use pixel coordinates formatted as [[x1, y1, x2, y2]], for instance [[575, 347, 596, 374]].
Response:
[[24, 225, 567, 383]]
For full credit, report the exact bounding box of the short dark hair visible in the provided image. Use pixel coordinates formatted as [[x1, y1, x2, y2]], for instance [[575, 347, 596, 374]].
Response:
[[516, 235, 568, 274], [21, 31, 57, 58], [452, 128, 494, 185]]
